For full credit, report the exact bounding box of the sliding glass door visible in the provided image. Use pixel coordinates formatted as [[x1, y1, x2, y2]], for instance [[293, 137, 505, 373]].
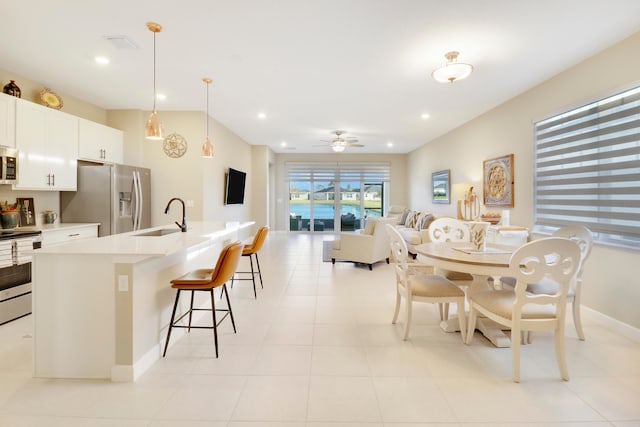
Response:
[[287, 162, 390, 232]]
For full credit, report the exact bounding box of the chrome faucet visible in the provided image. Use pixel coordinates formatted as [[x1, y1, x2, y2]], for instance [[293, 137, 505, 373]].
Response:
[[164, 198, 187, 232]]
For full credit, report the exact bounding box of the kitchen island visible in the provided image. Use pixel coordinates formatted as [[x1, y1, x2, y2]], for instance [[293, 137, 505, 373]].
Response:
[[32, 221, 254, 382]]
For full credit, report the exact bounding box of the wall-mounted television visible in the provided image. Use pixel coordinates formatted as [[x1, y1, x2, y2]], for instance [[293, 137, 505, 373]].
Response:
[[225, 167, 247, 205]]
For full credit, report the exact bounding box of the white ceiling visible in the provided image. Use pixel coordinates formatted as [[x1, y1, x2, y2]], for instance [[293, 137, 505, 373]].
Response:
[[2, 0, 640, 154]]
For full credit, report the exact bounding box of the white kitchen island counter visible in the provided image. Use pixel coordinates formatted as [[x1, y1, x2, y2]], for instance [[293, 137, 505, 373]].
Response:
[[32, 221, 254, 382]]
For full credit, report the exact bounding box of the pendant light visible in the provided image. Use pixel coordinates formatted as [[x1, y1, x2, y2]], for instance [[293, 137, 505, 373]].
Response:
[[145, 22, 165, 140], [201, 77, 214, 157]]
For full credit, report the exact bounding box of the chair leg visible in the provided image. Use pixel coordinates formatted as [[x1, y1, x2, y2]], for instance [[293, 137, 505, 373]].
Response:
[[249, 254, 257, 298], [386, 257, 390, 264], [368, 264, 373, 271], [163, 290, 181, 357], [456, 299, 467, 343], [187, 290, 195, 332], [403, 298, 413, 340], [210, 289, 219, 358], [555, 323, 569, 381], [511, 323, 521, 383], [392, 289, 401, 324], [572, 296, 585, 341], [443, 303, 450, 321], [255, 253, 264, 289], [438, 303, 444, 321], [223, 283, 236, 333]]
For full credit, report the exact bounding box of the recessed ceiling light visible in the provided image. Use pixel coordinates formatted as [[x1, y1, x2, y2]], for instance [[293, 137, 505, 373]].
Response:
[[387, 142, 393, 148], [257, 112, 266, 120], [156, 93, 166, 100], [280, 141, 287, 147], [94, 56, 110, 65], [421, 113, 430, 120]]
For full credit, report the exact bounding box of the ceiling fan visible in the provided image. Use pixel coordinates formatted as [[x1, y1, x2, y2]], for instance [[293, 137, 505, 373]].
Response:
[[316, 130, 364, 152]]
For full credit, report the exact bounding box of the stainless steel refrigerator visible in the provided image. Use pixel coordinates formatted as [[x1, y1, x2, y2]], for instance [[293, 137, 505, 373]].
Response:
[[60, 161, 151, 237]]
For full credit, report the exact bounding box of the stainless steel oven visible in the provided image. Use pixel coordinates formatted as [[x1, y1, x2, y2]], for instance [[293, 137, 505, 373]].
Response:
[[0, 229, 41, 325]]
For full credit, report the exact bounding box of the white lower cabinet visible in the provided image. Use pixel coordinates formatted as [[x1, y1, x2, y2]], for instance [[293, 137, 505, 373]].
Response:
[[14, 100, 78, 191], [41, 224, 98, 247]]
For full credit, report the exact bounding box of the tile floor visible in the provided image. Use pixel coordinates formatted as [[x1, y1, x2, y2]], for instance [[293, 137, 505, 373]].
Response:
[[1, 231, 639, 426]]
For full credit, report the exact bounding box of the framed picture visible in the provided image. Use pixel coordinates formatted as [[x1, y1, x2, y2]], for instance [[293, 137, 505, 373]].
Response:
[[17, 197, 36, 226], [483, 154, 514, 207], [432, 169, 450, 204]]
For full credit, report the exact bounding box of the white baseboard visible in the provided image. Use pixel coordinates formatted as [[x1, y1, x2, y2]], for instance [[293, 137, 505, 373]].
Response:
[[583, 306, 640, 343]]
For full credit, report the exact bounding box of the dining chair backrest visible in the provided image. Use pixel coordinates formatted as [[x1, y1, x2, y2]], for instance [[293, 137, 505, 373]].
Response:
[[428, 217, 470, 243], [386, 224, 410, 284], [245, 226, 269, 254], [210, 241, 244, 286], [509, 237, 581, 313], [552, 225, 593, 279]]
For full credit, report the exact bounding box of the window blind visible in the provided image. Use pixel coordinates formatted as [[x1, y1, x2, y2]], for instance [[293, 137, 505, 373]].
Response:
[[286, 162, 391, 182], [534, 86, 640, 248]]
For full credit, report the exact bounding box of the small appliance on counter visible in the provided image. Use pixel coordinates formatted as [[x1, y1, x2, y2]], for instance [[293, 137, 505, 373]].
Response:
[[60, 161, 151, 237]]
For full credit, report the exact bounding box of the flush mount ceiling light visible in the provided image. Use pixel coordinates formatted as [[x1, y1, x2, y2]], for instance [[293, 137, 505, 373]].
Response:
[[431, 51, 473, 83], [144, 22, 165, 140], [201, 77, 214, 158]]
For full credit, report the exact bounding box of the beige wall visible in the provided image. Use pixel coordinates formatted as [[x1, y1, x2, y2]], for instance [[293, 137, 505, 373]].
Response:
[[1, 69, 106, 124], [273, 152, 408, 231], [408, 32, 640, 329]]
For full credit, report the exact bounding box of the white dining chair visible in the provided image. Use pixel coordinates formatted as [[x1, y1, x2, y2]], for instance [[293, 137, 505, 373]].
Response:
[[427, 217, 474, 319], [501, 225, 593, 341], [386, 224, 467, 341], [466, 237, 582, 382]]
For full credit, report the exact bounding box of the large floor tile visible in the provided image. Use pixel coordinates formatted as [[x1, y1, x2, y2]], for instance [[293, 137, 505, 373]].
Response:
[[307, 376, 381, 422]]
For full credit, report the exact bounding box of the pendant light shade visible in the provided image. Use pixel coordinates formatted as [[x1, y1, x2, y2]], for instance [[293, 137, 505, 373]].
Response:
[[202, 77, 214, 157], [145, 22, 165, 140], [431, 51, 473, 83]]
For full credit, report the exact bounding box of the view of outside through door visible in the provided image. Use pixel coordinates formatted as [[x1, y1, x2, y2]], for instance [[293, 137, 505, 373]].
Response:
[[289, 181, 383, 232]]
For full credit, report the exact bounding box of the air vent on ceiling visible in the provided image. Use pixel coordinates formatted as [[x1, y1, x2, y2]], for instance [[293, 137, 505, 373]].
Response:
[[103, 35, 139, 50]]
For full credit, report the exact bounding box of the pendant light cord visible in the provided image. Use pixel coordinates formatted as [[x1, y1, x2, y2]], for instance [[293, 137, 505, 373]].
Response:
[[206, 82, 209, 137], [153, 31, 157, 111]]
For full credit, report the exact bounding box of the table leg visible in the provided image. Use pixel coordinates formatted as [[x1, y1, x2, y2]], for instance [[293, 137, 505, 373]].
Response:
[[438, 274, 511, 348]]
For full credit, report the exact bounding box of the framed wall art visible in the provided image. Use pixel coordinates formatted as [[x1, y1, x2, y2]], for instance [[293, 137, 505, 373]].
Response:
[[432, 169, 450, 204], [483, 154, 514, 207]]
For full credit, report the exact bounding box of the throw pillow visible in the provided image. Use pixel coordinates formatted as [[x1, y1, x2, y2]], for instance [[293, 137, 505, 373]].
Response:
[[364, 217, 377, 234], [406, 211, 422, 229], [416, 213, 435, 230], [398, 208, 410, 225], [403, 210, 415, 227]]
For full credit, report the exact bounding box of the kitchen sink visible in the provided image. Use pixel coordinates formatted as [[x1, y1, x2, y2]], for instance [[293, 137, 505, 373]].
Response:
[[133, 228, 181, 237]]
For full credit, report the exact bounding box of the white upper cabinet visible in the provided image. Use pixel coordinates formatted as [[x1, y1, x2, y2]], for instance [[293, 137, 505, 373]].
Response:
[[14, 100, 78, 191], [0, 93, 16, 148], [78, 119, 123, 164]]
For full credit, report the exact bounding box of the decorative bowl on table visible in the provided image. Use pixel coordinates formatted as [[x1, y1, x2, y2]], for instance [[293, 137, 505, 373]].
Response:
[[480, 213, 501, 225]]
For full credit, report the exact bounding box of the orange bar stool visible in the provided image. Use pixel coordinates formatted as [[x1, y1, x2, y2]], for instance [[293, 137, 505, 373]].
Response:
[[163, 241, 243, 358], [232, 226, 269, 298]]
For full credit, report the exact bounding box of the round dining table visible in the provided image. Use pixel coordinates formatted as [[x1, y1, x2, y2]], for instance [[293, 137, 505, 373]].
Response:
[[414, 241, 516, 347]]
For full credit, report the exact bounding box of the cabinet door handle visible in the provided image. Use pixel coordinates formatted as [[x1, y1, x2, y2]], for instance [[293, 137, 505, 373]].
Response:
[[68, 233, 80, 237], [46, 174, 51, 186], [51, 174, 55, 186]]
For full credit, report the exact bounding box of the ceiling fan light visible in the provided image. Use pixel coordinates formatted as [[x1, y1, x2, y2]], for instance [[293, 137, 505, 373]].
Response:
[[332, 144, 346, 153], [145, 110, 165, 140], [431, 51, 473, 83]]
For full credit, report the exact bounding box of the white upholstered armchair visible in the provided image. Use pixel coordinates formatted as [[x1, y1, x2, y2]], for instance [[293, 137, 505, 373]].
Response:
[[331, 217, 396, 270]]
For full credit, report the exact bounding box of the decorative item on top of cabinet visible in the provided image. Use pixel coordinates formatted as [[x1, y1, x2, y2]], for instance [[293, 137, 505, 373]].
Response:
[[163, 132, 187, 158], [3, 80, 21, 98], [39, 87, 64, 110]]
